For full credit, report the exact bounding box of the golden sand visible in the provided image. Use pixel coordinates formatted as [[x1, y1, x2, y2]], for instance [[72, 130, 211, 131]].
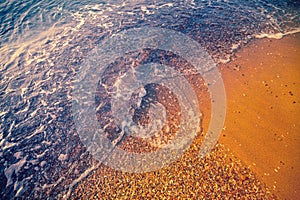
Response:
[[72, 34, 299, 199], [219, 33, 300, 199]]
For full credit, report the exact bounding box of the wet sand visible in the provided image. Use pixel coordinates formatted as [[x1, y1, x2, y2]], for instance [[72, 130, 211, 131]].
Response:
[[219, 33, 300, 199], [72, 34, 299, 199]]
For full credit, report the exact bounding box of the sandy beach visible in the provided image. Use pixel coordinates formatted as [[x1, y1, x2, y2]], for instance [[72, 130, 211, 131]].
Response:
[[2, 1, 300, 198], [72, 34, 300, 199], [219, 33, 300, 199]]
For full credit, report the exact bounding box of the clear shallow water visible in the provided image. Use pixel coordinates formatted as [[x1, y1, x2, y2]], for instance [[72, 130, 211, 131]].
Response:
[[0, 0, 299, 199]]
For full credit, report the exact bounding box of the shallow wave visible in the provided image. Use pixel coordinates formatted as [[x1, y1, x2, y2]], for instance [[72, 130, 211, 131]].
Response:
[[1, 0, 299, 63]]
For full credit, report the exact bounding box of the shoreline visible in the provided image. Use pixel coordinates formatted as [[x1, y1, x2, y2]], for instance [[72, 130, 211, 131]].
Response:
[[72, 34, 300, 199]]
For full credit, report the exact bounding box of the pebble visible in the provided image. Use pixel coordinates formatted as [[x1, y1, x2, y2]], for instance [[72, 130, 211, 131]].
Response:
[[73, 144, 277, 199]]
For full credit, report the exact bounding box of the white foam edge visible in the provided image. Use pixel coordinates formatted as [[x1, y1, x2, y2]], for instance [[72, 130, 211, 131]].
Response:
[[255, 27, 300, 39]]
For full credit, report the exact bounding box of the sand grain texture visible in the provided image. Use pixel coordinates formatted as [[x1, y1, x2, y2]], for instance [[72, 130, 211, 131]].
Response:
[[219, 33, 300, 199]]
